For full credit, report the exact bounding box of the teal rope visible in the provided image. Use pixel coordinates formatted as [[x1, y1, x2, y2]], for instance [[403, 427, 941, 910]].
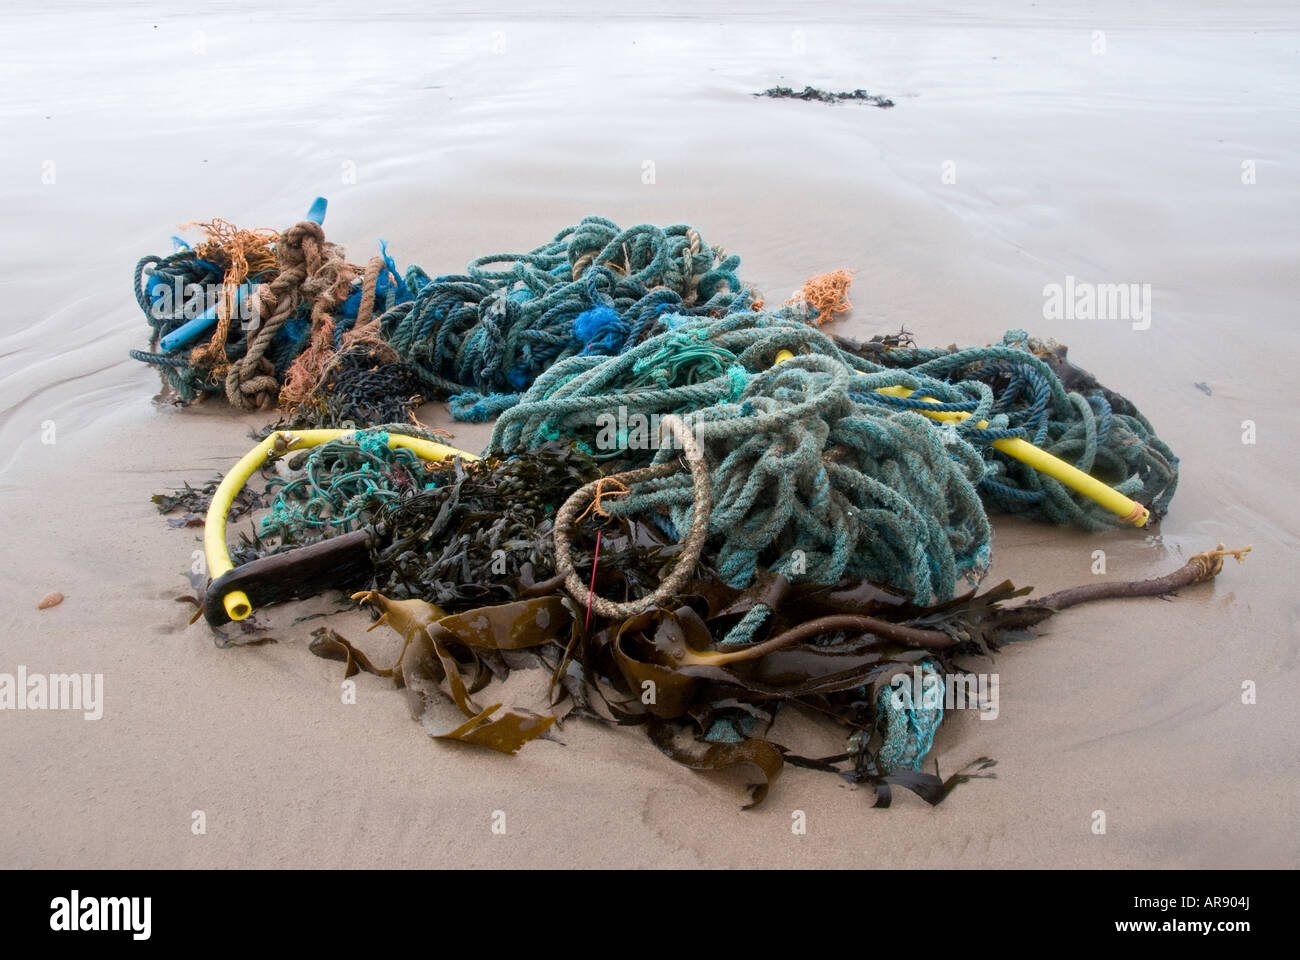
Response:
[[847, 329, 1179, 528], [378, 217, 754, 418], [491, 313, 993, 606], [132, 215, 754, 415], [877, 659, 945, 772], [258, 430, 437, 546], [720, 602, 773, 647], [489, 312, 1179, 606]]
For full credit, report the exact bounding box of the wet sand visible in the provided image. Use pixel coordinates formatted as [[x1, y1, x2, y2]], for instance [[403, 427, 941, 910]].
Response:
[[1, 1, 1297, 867]]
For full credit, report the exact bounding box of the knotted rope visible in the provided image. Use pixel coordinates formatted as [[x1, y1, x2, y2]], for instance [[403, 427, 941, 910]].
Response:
[[223, 219, 358, 410], [877, 660, 945, 772], [133, 213, 782, 419], [129, 248, 230, 402], [184, 219, 278, 372], [257, 429, 433, 545]]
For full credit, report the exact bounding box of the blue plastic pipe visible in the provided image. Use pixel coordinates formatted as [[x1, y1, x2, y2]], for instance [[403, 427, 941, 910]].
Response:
[[156, 198, 328, 353], [159, 284, 251, 352]]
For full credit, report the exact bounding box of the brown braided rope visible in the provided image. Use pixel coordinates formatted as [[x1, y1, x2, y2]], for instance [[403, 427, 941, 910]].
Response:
[[553, 415, 709, 619], [219, 219, 357, 410]]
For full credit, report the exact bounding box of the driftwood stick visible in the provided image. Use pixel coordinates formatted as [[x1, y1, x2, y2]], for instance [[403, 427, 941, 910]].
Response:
[[998, 543, 1252, 630], [1038, 543, 1251, 610]]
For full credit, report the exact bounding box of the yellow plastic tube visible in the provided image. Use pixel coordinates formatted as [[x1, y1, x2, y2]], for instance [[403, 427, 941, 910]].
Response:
[[874, 385, 1149, 527], [771, 349, 1147, 527], [205, 430, 479, 621]]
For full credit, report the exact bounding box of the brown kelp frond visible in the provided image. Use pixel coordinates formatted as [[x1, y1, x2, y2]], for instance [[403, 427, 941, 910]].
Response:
[[311, 592, 577, 756], [433, 706, 556, 756], [995, 543, 1253, 633], [647, 720, 784, 810], [308, 627, 393, 679], [350, 591, 444, 644], [905, 581, 1038, 655]]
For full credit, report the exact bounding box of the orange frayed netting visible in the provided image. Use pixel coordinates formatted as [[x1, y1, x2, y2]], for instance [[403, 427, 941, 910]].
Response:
[[786, 269, 853, 325], [183, 218, 278, 374]]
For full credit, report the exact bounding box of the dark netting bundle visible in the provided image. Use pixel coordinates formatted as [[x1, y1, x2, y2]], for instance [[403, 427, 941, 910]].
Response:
[[286, 346, 429, 429]]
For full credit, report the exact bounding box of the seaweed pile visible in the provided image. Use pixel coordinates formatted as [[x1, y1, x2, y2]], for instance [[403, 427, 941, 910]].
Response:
[[153, 478, 262, 529], [366, 444, 610, 607], [290, 345, 428, 429], [218, 437, 666, 608]]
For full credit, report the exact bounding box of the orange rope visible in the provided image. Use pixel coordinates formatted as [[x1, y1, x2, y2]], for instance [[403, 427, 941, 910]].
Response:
[[183, 218, 277, 373], [574, 477, 630, 523]]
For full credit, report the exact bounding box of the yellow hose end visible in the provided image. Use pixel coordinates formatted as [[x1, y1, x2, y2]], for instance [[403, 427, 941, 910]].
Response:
[[223, 590, 253, 621], [774, 349, 795, 365]]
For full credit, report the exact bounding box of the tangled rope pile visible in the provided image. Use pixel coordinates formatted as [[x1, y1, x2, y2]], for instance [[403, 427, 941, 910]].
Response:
[[487, 311, 1178, 608], [130, 229, 280, 403], [130, 209, 1177, 547], [255, 429, 438, 548], [379, 217, 754, 422], [144, 206, 1190, 796], [855, 328, 1179, 528], [131, 210, 779, 421]]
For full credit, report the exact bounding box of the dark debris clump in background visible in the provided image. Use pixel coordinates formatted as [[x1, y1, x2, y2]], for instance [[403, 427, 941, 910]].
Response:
[[757, 85, 895, 108]]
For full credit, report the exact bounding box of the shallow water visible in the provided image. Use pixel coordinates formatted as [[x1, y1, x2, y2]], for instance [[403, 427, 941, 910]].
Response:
[[1, 1, 1297, 867]]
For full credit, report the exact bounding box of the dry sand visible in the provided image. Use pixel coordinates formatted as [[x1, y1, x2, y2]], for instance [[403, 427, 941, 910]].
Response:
[[1, 1, 1297, 867]]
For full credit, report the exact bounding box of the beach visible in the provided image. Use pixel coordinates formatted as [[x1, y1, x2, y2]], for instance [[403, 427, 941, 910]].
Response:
[[1, 0, 1297, 868]]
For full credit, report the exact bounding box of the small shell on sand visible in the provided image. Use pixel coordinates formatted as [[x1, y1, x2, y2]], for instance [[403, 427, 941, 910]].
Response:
[[38, 592, 64, 610]]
